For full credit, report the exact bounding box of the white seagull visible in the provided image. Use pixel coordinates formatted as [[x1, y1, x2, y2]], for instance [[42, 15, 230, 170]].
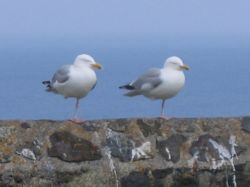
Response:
[[43, 54, 102, 123], [119, 56, 189, 118]]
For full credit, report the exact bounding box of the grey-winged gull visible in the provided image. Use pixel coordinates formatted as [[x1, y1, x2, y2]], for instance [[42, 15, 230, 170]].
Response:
[[42, 54, 102, 123], [119, 56, 189, 118]]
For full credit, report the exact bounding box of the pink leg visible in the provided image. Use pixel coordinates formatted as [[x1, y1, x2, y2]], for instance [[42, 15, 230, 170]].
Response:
[[70, 99, 83, 124], [160, 99, 170, 120], [160, 116, 171, 120]]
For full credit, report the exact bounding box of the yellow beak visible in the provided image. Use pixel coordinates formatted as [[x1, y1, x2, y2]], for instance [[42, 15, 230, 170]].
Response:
[[180, 64, 189, 70], [91, 63, 102, 70]]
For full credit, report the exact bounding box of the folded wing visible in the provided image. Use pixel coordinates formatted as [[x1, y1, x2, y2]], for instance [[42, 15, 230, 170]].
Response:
[[120, 68, 162, 96]]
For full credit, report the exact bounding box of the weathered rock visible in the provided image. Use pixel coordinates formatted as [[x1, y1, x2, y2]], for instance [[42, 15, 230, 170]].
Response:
[[0, 117, 249, 186], [157, 134, 187, 163], [20, 122, 31, 129], [137, 119, 162, 137], [106, 128, 135, 161], [241, 116, 250, 133], [106, 128, 153, 162], [152, 168, 173, 179], [48, 131, 102, 162], [172, 168, 199, 187], [120, 171, 150, 187], [0, 125, 16, 163]]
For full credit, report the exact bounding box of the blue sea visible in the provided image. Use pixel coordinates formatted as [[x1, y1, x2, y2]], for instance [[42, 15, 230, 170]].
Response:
[[0, 37, 249, 120]]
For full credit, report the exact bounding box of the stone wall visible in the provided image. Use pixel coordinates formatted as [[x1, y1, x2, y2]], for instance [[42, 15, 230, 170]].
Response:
[[0, 117, 250, 187]]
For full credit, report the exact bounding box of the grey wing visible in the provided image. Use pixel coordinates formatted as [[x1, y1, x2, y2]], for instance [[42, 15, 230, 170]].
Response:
[[52, 65, 70, 84], [132, 68, 162, 90]]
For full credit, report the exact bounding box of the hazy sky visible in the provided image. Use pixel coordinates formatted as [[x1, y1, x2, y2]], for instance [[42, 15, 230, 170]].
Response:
[[0, 0, 250, 39]]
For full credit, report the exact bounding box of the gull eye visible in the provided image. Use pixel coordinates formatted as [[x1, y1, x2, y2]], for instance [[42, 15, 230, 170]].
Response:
[[171, 61, 178, 65], [84, 59, 93, 64]]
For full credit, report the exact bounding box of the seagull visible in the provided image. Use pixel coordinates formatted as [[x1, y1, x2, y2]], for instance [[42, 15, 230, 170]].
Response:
[[119, 56, 189, 119], [42, 54, 102, 123]]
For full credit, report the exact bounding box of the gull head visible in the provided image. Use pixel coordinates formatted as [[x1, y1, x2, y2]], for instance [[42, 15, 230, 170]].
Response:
[[164, 56, 189, 71], [74, 54, 102, 70]]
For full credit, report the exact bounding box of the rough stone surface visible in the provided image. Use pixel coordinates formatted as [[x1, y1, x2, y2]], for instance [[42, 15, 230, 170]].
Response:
[[120, 171, 150, 187], [106, 129, 135, 161], [241, 116, 250, 133], [48, 131, 101, 162], [0, 117, 249, 186], [157, 134, 187, 163]]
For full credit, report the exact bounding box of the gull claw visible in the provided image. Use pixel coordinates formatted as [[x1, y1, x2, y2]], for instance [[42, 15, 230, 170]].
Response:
[[159, 116, 171, 120], [69, 118, 84, 124]]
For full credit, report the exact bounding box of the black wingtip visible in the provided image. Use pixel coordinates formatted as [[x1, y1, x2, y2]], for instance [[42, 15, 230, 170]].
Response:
[[42, 80, 50, 85], [42, 80, 52, 89], [119, 84, 135, 90]]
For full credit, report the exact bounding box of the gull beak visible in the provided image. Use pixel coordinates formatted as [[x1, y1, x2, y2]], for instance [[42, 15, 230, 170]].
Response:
[[180, 64, 189, 70], [91, 63, 102, 70]]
